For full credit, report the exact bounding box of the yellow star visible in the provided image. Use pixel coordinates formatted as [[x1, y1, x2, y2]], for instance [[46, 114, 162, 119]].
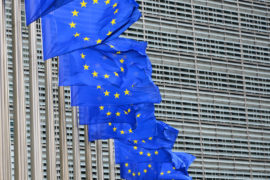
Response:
[[155, 151, 158, 155], [125, 163, 128, 167], [104, 74, 110, 79], [97, 85, 101, 89], [113, 3, 117, 8], [80, 53, 85, 59], [80, 0, 87, 7], [108, 122, 112, 126], [72, 10, 79, 16], [128, 169, 131, 173], [147, 153, 151, 157], [139, 151, 143, 155], [120, 67, 124, 72], [92, 71, 98, 77], [167, 171, 171, 174], [105, 0, 110, 5], [120, 130, 124, 134], [124, 111, 128, 115], [69, 22, 76, 28], [114, 72, 119, 77], [173, 167, 176, 170], [124, 89, 130, 95], [118, 59, 124, 64], [113, 127, 117, 132], [114, 93, 120, 99], [149, 137, 153, 140], [96, 39, 102, 44], [116, 51, 121, 54], [74, 32, 80, 37], [128, 128, 132, 133], [93, 0, 98, 4], [133, 140, 138, 144], [133, 146, 137, 150], [84, 64, 89, 70], [106, 112, 111, 116], [160, 172, 164, 175], [128, 108, 131, 113], [114, 9, 118, 14], [144, 169, 147, 173], [115, 112, 120, 116], [148, 164, 152, 168], [109, 45, 114, 48], [84, 37, 90, 41], [111, 19, 116, 25], [132, 173, 135, 177], [107, 31, 112, 36], [104, 90, 110, 96], [136, 114, 141, 118], [142, 140, 145, 143], [138, 172, 141, 176], [99, 106, 104, 110]]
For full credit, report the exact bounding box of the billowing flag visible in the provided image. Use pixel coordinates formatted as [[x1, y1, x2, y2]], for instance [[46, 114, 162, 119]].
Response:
[[87, 104, 157, 141], [122, 121, 179, 150], [59, 38, 150, 87], [41, 0, 140, 59], [25, 0, 73, 25]]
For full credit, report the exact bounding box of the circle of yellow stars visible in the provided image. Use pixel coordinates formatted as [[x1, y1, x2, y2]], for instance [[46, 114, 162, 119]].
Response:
[[69, 0, 119, 44]]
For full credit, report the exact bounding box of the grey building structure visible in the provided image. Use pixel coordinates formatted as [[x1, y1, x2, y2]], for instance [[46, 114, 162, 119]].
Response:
[[1, 0, 270, 179]]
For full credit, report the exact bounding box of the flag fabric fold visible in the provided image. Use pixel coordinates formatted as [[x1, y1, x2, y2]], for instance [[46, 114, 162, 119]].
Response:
[[59, 38, 150, 87], [25, 0, 74, 25], [41, 0, 141, 59]]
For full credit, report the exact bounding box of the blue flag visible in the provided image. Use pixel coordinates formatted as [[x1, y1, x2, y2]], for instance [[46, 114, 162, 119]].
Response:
[[59, 38, 150, 87], [87, 104, 157, 141], [159, 152, 195, 180], [122, 121, 179, 150], [79, 103, 154, 125], [119, 152, 195, 180], [25, 0, 73, 25], [41, 0, 141, 59]]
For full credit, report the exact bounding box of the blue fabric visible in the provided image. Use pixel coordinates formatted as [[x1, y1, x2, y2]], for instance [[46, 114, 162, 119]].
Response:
[[114, 140, 174, 164], [25, 0, 73, 25], [122, 121, 179, 150], [70, 81, 161, 106], [41, 0, 140, 59], [87, 104, 157, 141], [59, 38, 150, 87], [79, 103, 154, 125]]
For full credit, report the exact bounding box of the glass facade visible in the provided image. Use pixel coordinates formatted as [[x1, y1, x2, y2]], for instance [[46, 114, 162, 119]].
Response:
[[4, 0, 270, 179]]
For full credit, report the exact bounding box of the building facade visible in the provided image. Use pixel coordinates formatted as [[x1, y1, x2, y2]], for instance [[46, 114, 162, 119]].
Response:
[[3, 0, 270, 179]]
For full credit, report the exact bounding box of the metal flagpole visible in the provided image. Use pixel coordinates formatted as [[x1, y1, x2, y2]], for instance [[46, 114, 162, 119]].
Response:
[[84, 126, 93, 180], [45, 59, 57, 180], [96, 140, 104, 180], [0, 0, 11, 179], [72, 107, 82, 180], [58, 83, 69, 179], [28, 21, 43, 180], [108, 139, 116, 180], [12, 0, 28, 179]]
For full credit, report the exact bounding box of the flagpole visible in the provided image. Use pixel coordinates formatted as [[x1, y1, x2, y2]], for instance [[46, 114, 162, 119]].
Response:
[[12, 0, 28, 179], [28, 21, 43, 180], [58, 74, 69, 179], [96, 140, 104, 179], [0, 0, 11, 178], [45, 59, 57, 180], [84, 126, 93, 180], [72, 107, 82, 180], [108, 139, 116, 180]]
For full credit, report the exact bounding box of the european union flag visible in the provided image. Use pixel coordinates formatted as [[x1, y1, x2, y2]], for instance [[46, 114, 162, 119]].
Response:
[[25, 0, 73, 25], [87, 104, 157, 141], [159, 152, 195, 180], [114, 140, 174, 164], [41, 0, 141, 59], [59, 38, 150, 87], [122, 121, 179, 150], [79, 103, 154, 125]]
